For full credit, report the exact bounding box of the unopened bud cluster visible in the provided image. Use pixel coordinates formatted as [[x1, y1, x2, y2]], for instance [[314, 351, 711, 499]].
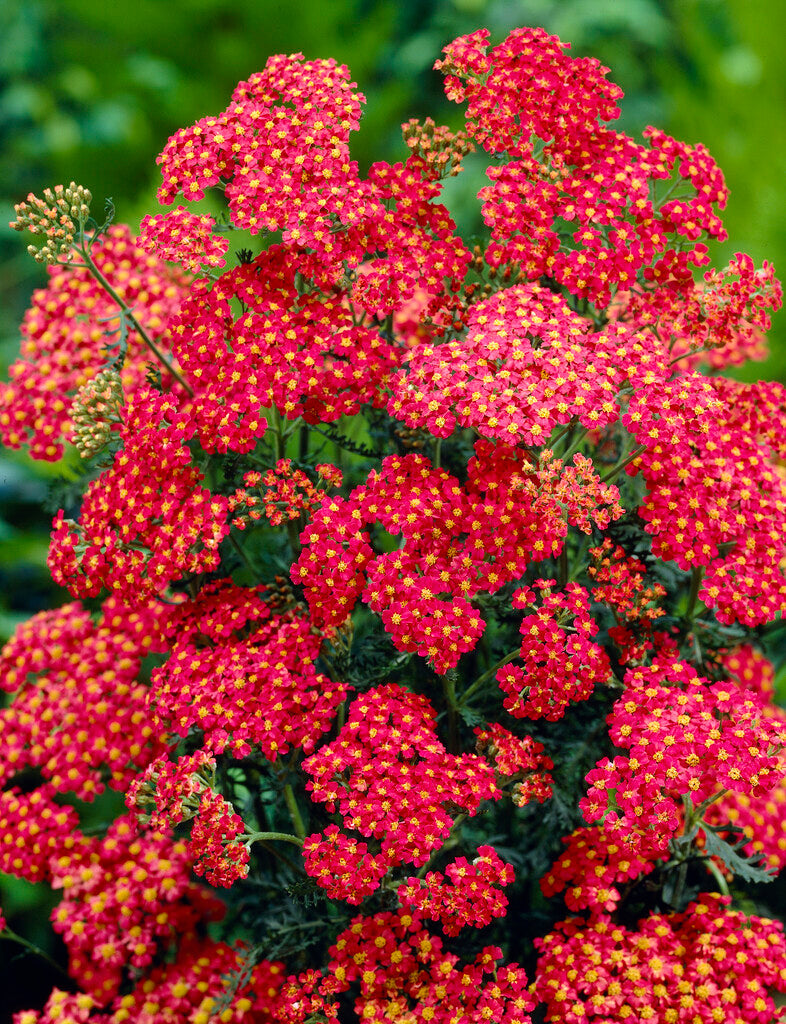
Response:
[[70, 368, 123, 458], [402, 117, 474, 178], [9, 182, 91, 264]]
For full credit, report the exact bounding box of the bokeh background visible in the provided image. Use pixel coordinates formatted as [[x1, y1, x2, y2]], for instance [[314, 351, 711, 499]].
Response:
[[0, 0, 785, 1003]]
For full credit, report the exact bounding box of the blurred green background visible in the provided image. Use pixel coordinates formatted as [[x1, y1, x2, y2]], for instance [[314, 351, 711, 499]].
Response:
[[0, 0, 784, 692], [0, 0, 785, 1009]]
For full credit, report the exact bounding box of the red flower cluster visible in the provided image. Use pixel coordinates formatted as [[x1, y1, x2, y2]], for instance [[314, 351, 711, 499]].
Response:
[[138, 206, 229, 274], [582, 661, 786, 851], [541, 824, 660, 913], [296, 445, 623, 672], [498, 580, 611, 720], [617, 252, 782, 370], [474, 722, 554, 805], [48, 388, 229, 598], [535, 894, 786, 1023], [0, 786, 79, 884], [229, 459, 341, 528], [277, 910, 535, 1024], [15, 943, 285, 1024], [156, 54, 367, 247], [624, 374, 786, 625], [148, 580, 348, 761], [389, 283, 666, 445], [437, 28, 726, 306], [49, 815, 219, 1001], [398, 845, 515, 936], [587, 539, 667, 662], [302, 685, 499, 899], [0, 597, 170, 798], [128, 750, 250, 888]]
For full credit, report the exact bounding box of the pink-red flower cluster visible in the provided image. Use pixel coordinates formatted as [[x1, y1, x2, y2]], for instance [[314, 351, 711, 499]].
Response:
[[624, 373, 786, 625], [541, 824, 660, 914], [296, 445, 623, 673], [128, 750, 250, 888], [229, 459, 341, 528], [48, 388, 229, 598], [302, 685, 499, 901], [0, 597, 170, 798], [398, 845, 515, 936], [474, 722, 554, 805], [389, 283, 667, 445], [535, 894, 786, 1023], [148, 579, 347, 760], [138, 206, 229, 274], [617, 252, 782, 370], [437, 29, 726, 306], [497, 579, 611, 720], [14, 943, 285, 1024], [49, 814, 221, 1002], [582, 661, 786, 851], [587, 539, 667, 663], [289, 910, 535, 1024]]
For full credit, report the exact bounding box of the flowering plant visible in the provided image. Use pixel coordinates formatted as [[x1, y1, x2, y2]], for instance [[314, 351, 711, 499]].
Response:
[[2, 25, 785, 1024]]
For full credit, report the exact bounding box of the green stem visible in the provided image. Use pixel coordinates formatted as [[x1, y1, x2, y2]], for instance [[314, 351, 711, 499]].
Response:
[[549, 419, 577, 452], [243, 830, 304, 848], [229, 532, 258, 576], [685, 566, 705, 623], [458, 649, 520, 708], [0, 928, 71, 981], [557, 543, 568, 589], [441, 669, 459, 754], [561, 428, 590, 462], [298, 423, 309, 463], [283, 783, 306, 841], [704, 856, 731, 897], [671, 856, 690, 908], [75, 244, 194, 395], [601, 444, 647, 483]]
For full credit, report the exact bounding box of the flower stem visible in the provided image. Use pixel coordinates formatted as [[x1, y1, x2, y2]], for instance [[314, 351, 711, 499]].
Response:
[[685, 566, 705, 623], [283, 783, 306, 841], [243, 830, 304, 848], [75, 243, 194, 396], [601, 444, 647, 482], [459, 649, 520, 708], [441, 669, 459, 753], [704, 856, 731, 897], [0, 927, 71, 981]]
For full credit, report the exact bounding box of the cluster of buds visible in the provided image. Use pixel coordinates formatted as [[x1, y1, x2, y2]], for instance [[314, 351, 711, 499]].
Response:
[[402, 117, 475, 178], [264, 574, 300, 613], [9, 182, 91, 264], [465, 243, 526, 299], [393, 424, 428, 451], [70, 368, 124, 458]]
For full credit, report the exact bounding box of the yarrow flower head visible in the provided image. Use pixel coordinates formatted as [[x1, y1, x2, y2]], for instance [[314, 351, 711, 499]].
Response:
[[138, 206, 229, 273]]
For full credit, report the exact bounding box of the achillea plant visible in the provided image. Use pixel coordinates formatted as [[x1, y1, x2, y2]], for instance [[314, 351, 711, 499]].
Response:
[[2, 25, 785, 1024]]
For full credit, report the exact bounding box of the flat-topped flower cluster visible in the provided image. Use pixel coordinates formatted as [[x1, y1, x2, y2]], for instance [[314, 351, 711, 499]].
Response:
[[2, 23, 785, 1024]]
